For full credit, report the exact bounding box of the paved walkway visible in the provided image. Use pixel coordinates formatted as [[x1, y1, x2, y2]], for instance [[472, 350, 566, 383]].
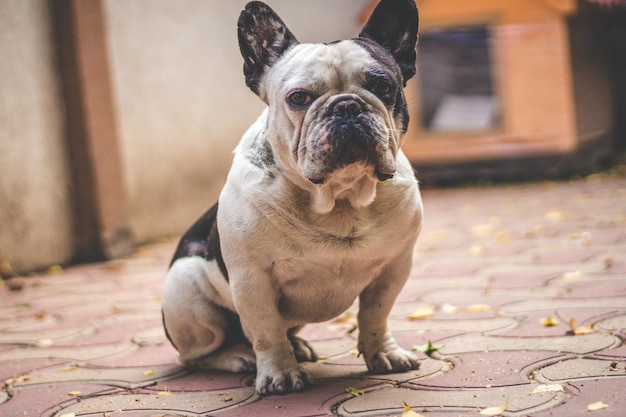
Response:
[[1, 175, 626, 417]]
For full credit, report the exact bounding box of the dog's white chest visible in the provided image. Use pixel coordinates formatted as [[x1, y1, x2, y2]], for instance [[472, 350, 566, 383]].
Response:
[[271, 255, 384, 324]]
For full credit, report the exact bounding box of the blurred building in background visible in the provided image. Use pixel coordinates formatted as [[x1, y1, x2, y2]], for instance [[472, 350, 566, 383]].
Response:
[[395, 0, 626, 183], [1, 0, 624, 274]]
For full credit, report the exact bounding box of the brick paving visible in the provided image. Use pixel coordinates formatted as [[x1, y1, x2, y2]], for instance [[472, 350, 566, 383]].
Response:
[[1, 175, 625, 417]]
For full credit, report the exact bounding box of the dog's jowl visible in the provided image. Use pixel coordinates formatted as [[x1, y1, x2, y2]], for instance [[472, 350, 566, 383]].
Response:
[[162, 0, 422, 395]]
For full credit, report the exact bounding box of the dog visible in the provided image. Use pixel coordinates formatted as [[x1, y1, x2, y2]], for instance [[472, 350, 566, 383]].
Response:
[[162, 0, 422, 395]]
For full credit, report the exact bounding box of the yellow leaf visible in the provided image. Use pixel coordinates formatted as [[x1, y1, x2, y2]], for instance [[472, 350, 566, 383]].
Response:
[[408, 306, 435, 320], [48, 264, 64, 274], [469, 245, 486, 256], [472, 223, 494, 237], [441, 303, 457, 314], [58, 366, 80, 373], [545, 209, 569, 221], [540, 316, 560, 327], [568, 318, 594, 335], [465, 304, 491, 312], [562, 270, 583, 282], [425, 231, 448, 242], [496, 232, 513, 245], [142, 369, 155, 376], [402, 401, 425, 417], [38, 339, 54, 347], [587, 401, 609, 411], [67, 391, 81, 397], [480, 401, 508, 416], [531, 384, 564, 394], [157, 390, 171, 396], [345, 387, 364, 397]]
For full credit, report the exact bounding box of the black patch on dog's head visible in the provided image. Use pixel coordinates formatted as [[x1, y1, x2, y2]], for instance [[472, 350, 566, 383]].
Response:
[[358, 0, 419, 84], [237, 1, 299, 95]]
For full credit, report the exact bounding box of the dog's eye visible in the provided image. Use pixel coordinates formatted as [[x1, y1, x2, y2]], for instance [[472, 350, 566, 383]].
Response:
[[287, 91, 313, 108], [371, 80, 391, 97]]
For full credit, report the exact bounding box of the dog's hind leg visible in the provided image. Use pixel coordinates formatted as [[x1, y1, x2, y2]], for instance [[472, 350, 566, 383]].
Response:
[[162, 257, 255, 373], [288, 327, 317, 363]]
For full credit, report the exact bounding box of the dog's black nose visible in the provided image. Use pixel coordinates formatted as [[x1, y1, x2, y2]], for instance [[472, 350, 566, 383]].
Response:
[[331, 99, 363, 118]]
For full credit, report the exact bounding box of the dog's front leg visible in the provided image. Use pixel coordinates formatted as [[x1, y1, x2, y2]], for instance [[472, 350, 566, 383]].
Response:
[[357, 256, 420, 373], [232, 274, 310, 395]]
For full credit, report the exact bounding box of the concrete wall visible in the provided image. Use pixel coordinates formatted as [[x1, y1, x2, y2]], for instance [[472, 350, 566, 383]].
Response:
[[0, 0, 75, 273]]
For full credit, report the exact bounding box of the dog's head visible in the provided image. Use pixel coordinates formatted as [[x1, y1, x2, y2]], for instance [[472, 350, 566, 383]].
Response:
[[238, 0, 418, 212]]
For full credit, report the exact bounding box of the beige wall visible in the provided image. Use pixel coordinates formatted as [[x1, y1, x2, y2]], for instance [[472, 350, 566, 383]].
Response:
[[0, 0, 75, 273], [104, 0, 369, 243]]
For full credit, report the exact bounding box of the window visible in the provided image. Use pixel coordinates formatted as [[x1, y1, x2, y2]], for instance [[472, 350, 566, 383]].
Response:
[[418, 26, 499, 132]]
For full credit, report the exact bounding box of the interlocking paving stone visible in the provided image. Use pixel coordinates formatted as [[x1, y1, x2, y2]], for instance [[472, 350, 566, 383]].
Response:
[[51, 387, 257, 417], [1, 176, 625, 416], [11, 363, 187, 389], [535, 358, 626, 383], [0, 342, 137, 362], [438, 333, 621, 355], [335, 384, 570, 416]]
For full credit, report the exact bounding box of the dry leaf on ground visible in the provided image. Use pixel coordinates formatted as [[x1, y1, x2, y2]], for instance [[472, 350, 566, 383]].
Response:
[[587, 401, 609, 411]]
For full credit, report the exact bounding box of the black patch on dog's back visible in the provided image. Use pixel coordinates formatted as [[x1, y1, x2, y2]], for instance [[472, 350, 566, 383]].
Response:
[[169, 202, 229, 282]]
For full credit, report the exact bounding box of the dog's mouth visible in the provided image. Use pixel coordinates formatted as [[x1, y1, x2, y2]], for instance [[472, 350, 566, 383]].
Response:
[[305, 120, 396, 185]]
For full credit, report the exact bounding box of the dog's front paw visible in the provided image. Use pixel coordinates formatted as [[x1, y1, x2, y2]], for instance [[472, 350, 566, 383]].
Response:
[[255, 366, 311, 396], [364, 346, 420, 374]]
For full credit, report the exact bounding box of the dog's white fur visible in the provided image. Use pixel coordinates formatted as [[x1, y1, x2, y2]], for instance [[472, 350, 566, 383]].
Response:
[[162, 0, 422, 395]]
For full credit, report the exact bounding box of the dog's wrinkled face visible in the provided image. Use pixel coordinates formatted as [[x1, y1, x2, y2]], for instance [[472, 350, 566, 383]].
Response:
[[265, 40, 406, 185], [238, 0, 418, 210]]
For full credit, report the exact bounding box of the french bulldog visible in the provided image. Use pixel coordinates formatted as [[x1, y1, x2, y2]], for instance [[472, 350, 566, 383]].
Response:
[[162, 0, 422, 395]]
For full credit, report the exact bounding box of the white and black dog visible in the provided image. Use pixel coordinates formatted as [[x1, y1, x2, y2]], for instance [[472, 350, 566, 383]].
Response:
[[162, 0, 422, 395]]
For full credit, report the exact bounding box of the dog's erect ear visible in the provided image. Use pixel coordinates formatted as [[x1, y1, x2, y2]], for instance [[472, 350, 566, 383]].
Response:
[[359, 0, 419, 83], [237, 1, 298, 96]]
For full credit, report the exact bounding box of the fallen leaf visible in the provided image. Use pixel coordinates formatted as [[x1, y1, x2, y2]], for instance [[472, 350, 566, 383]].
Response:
[[5, 374, 30, 385], [408, 306, 435, 320], [142, 369, 155, 376], [540, 316, 560, 327], [479, 400, 508, 416], [562, 270, 584, 282], [465, 304, 491, 312], [587, 401, 609, 411], [38, 339, 53, 347], [545, 209, 569, 221], [67, 391, 81, 397], [441, 303, 457, 314], [469, 245, 486, 256], [496, 231, 513, 245], [345, 387, 364, 397], [58, 366, 80, 373], [48, 264, 64, 274], [569, 318, 594, 335], [413, 340, 444, 356], [472, 223, 494, 237], [402, 401, 425, 417], [424, 231, 448, 242], [531, 384, 564, 394], [157, 390, 171, 396]]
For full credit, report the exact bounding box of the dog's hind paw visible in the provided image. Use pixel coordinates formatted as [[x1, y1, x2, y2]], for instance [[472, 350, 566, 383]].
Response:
[[289, 335, 318, 363], [184, 343, 256, 373]]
